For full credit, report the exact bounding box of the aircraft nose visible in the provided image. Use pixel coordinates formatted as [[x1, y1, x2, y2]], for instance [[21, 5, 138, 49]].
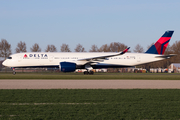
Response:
[[2, 60, 7, 66]]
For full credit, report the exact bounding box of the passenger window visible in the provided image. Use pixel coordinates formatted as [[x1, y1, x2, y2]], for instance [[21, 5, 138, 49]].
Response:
[[7, 57, 12, 59]]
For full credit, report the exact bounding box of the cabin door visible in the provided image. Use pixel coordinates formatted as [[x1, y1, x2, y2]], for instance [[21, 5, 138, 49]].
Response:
[[49, 56, 54, 62], [137, 56, 141, 62], [18, 56, 22, 62]]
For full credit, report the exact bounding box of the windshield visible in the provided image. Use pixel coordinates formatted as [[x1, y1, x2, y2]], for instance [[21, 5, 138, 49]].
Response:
[[7, 57, 12, 59]]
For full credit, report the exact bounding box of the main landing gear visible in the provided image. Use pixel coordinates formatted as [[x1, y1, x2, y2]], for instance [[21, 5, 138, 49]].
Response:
[[83, 70, 94, 75], [84, 64, 94, 75]]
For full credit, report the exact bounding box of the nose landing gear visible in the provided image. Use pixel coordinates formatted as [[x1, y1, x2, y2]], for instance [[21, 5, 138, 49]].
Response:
[[12, 68, 16, 75]]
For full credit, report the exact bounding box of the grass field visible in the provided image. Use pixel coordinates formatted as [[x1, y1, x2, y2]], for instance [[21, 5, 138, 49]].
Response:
[[1, 72, 180, 79], [0, 89, 180, 119]]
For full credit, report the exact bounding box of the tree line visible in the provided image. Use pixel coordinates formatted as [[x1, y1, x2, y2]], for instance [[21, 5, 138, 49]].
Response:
[[0, 38, 180, 69]]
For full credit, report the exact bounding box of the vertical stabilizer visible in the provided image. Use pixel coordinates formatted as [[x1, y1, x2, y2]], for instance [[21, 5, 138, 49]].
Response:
[[145, 31, 174, 55]]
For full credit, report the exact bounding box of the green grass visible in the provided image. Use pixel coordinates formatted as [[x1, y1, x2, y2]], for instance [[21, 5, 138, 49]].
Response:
[[1, 89, 180, 119], [1, 72, 180, 79]]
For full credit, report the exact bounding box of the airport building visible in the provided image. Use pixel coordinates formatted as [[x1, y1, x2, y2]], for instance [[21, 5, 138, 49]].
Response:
[[168, 63, 180, 73]]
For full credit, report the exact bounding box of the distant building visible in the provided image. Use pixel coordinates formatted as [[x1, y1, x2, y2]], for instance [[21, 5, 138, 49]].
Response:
[[168, 63, 180, 73], [96, 69, 107, 72]]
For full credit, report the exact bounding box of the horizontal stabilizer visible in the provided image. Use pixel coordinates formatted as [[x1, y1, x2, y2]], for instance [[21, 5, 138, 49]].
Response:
[[155, 54, 176, 59]]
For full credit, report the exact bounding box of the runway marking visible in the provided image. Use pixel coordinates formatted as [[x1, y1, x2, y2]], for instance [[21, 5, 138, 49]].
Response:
[[1, 103, 104, 105]]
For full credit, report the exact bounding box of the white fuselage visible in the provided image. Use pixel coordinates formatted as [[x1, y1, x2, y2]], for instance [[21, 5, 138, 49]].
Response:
[[3, 52, 165, 69]]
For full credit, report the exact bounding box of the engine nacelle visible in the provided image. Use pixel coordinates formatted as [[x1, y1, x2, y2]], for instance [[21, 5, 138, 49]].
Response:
[[59, 62, 76, 72]]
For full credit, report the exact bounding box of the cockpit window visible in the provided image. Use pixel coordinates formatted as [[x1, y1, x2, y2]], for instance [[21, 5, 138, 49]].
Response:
[[7, 57, 12, 59]]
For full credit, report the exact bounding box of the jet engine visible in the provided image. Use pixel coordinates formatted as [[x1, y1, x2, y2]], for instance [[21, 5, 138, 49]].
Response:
[[59, 62, 76, 72]]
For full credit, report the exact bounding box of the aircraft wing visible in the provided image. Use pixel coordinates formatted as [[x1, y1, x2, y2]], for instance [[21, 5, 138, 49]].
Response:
[[78, 47, 130, 62]]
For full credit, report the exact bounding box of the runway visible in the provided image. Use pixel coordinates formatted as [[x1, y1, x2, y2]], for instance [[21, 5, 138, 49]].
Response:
[[1, 80, 180, 89]]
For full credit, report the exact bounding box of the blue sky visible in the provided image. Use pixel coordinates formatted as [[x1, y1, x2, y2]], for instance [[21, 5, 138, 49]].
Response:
[[0, 0, 180, 53]]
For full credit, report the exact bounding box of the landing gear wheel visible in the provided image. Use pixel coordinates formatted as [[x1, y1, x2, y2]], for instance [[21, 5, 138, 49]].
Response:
[[13, 71, 16, 75], [89, 71, 94, 75], [84, 71, 89, 75]]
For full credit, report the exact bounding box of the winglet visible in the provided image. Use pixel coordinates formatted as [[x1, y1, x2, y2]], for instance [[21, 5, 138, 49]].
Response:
[[120, 47, 130, 55]]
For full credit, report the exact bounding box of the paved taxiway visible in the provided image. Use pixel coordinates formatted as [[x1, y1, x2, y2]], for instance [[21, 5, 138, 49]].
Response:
[[1, 80, 180, 89]]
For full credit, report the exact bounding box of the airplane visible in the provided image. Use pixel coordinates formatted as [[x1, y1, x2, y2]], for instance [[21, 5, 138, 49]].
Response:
[[2, 30, 175, 75]]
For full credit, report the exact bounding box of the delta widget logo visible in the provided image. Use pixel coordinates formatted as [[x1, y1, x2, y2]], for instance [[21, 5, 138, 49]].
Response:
[[24, 54, 27, 58]]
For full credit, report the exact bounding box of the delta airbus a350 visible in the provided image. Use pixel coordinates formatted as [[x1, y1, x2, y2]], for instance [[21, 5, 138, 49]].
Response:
[[3, 31, 175, 75]]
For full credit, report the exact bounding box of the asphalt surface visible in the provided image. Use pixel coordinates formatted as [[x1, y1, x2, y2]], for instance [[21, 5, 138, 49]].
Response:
[[1, 80, 180, 89]]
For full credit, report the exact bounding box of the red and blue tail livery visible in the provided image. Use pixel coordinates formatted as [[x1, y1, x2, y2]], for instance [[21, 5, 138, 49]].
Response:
[[145, 31, 174, 55]]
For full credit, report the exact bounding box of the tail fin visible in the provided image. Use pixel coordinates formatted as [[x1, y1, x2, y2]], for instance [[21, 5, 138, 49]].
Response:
[[145, 31, 174, 55]]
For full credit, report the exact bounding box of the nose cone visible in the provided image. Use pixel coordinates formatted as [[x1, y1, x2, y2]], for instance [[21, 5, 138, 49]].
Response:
[[2, 60, 7, 66]]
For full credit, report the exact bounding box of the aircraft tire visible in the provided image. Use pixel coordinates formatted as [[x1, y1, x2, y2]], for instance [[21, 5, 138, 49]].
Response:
[[89, 71, 94, 75], [84, 71, 89, 75], [13, 71, 16, 75]]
